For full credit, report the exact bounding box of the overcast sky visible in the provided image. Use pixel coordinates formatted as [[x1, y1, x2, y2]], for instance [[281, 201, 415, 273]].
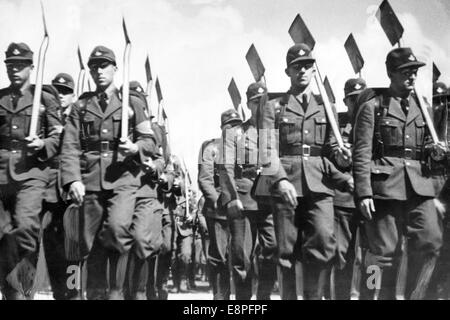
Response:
[[0, 0, 449, 194]]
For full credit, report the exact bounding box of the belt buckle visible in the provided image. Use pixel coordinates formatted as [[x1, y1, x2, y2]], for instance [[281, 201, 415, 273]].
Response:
[[302, 144, 310, 157], [101, 141, 109, 153], [404, 148, 412, 160]]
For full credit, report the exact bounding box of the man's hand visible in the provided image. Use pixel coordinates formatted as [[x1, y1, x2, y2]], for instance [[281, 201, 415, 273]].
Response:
[[68, 181, 85, 206], [159, 172, 168, 184], [119, 138, 139, 157], [143, 157, 156, 172], [434, 198, 446, 220], [226, 199, 243, 219], [428, 142, 447, 162], [358, 197, 375, 220], [25, 136, 45, 153], [346, 176, 354, 193], [335, 145, 352, 168], [277, 180, 298, 208]]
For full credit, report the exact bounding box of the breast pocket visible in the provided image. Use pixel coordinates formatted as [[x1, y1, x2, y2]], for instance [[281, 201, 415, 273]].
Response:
[[279, 115, 300, 145], [379, 118, 402, 146], [82, 113, 97, 137], [314, 117, 327, 145], [414, 118, 426, 146]]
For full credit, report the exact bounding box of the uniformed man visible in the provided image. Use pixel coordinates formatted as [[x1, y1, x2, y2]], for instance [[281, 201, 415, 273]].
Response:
[[122, 81, 164, 300], [42, 72, 78, 300], [170, 184, 196, 294], [154, 154, 182, 299], [219, 82, 277, 300], [60, 45, 156, 300], [197, 110, 243, 300], [188, 194, 208, 286], [255, 43, 353, 300], [426, 81, 450, 299], [0, 42, 62, 299], [353, 47, 445, 300], [331, 78, 367, 300]]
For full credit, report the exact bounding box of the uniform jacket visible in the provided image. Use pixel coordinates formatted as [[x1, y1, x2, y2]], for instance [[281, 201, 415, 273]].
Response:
[[219, 120, 259, 211], [45, 105, 70, 203], [198, 138, 226, 219], [60, 88, 156, 192], [254, 92, 350, 198], [0, 85, 62, 184], [353, 88, 435, 201], [334, 115, 355, 209], [136, 116, 166, 198]]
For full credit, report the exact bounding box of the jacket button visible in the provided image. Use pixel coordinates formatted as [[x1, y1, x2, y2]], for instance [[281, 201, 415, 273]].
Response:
[[304, 130, 309, 134], [406, 135, 410, 139]]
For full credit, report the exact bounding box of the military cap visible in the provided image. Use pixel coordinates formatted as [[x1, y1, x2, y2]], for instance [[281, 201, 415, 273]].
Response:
[[433, 82, 448, 97], [52, 73, 75, 92], [4, 42, 33, 63], [286, 43, 315, 66], [246, 81, 267, 102], [88, 45, 116, 67], [129, 80, 145, 94], [386, 47, 425, 72], [344, 78, 367, 98], [221, 109, 242, 128]]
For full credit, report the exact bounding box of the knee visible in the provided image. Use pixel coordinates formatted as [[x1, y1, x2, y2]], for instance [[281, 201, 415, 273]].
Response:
[[414, 229, 443, 256], [108, 219, 129, 239]]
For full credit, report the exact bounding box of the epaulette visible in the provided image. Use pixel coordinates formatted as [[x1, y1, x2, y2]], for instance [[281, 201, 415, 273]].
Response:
[[42, 85, 60, 100], [268, 92, 285, 100], [0, 87, 10, 98], [78, 91, 96, 100], [356, 87, 388, 107], [313, 93, 324, 105], [202, 138, 218, 149]]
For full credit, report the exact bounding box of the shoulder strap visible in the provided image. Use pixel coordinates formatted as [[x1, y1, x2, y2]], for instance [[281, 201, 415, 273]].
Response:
[[373, 93, 388, 158], [77, 99, 88, 150]]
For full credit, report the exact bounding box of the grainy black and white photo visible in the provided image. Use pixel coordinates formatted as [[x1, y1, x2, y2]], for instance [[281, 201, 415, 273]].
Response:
[[0, 0, 449, 302]]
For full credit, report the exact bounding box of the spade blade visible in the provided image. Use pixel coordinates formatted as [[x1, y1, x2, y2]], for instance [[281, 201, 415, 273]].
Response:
[[288, 14, 316, 49], [228, 78, 242, 111], [376, 0, 404, 46], [323, 76, 336, 104], [344, 33, 364, 75], [245, 44, 265, 82], [155, 77, 163, 103], [433, 62, 441, 83]]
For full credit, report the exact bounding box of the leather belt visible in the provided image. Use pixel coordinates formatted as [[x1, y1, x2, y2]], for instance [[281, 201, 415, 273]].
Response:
[[86, 140, 119, 152], [0, 139, 26, 151], [383, 147, 422, 160], [280, 144, 322, 157]]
